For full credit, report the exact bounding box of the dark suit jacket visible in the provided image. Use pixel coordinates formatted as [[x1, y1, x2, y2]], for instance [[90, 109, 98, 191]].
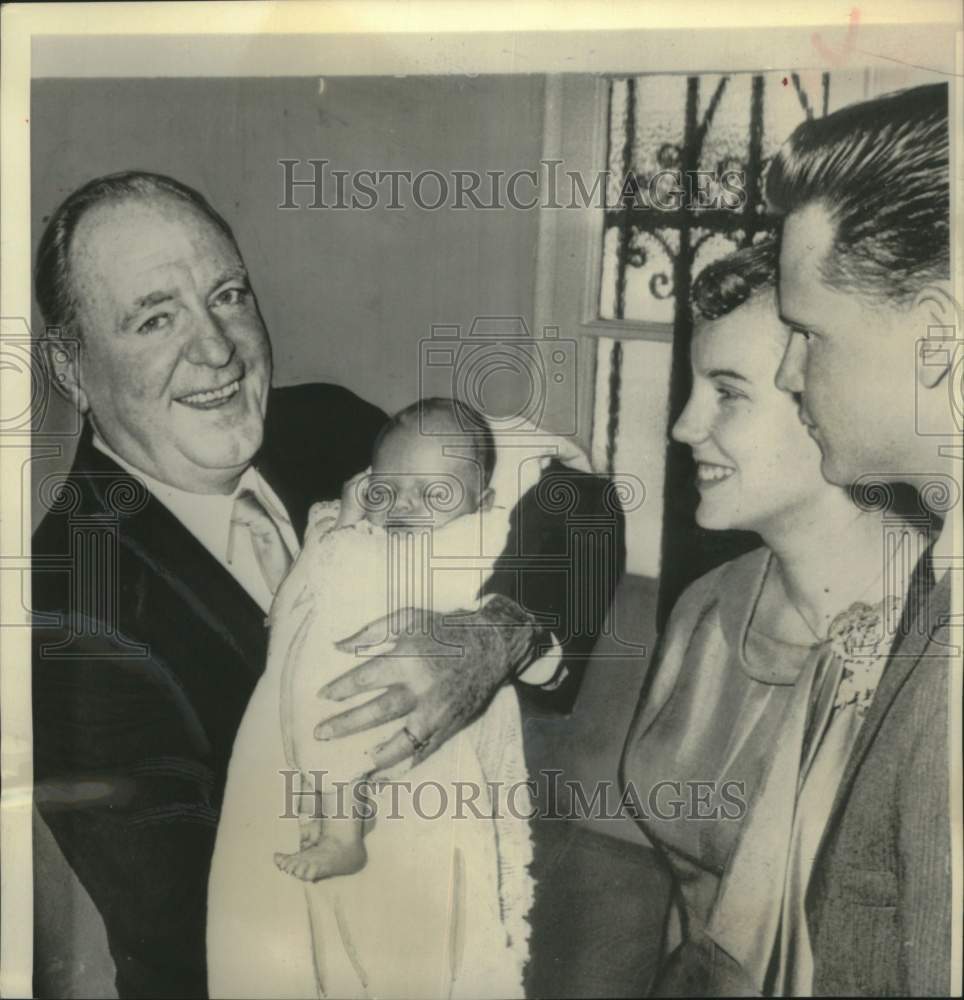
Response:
[[32, 383, 623, 998], [807, 572, 954, 996]]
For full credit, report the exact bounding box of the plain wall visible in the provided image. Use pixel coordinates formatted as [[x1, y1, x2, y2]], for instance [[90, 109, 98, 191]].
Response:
[[29, 75, 547, 526]]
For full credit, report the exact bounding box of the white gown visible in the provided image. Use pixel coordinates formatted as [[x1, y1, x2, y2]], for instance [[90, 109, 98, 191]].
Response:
[[208, 502, 533, 999]]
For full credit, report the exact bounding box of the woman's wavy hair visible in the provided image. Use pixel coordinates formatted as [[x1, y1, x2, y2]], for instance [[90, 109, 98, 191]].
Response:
[[765, 83, 949, 306], [691, 239, 778, 322], [35, 170, 239, 340]]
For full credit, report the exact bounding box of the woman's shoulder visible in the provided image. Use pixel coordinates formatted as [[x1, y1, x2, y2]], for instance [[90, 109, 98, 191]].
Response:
[[626, 549, 769, 754], [666, 547, 768, 631]]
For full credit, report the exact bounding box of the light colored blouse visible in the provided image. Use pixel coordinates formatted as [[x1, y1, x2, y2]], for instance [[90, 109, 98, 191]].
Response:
[[622, 551, 808, 925], [622, 547, 898, 996]]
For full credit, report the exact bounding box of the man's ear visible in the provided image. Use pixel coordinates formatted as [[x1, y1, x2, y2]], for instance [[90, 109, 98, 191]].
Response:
[[479, 486, 495, 512], [914, 282, 961, 391], [44, 329, 89, 413]]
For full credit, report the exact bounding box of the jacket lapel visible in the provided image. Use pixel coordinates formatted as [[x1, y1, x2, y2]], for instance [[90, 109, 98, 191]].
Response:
[[254, 446, 311, 543], [821, 572, 952, 838], [72, 430, 269, 679]]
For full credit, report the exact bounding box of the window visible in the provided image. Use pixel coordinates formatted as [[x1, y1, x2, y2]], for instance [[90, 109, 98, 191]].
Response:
[[598, 72, 830, 325], [534, 68, 932, 581]]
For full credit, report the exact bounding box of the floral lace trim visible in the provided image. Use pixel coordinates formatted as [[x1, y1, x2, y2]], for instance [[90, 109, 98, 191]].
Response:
[[826, 596, 902, 715]]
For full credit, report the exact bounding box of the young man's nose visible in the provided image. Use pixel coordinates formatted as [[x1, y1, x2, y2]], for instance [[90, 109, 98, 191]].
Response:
[[184, 312, 235, 367], [775, 332, 807, 393]]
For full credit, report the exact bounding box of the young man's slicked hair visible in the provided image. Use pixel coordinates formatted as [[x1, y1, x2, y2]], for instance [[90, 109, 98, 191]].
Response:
[[35, 170, 240, 341], [766, 83, 949, 305]]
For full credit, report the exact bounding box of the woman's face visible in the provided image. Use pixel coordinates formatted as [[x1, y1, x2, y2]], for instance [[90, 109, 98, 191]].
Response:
[[672, 290, 836, 536]]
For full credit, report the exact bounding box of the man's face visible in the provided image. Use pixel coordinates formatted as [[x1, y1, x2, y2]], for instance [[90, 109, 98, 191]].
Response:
[[776, 202, 921, 485], [69, 196, 272, 493]]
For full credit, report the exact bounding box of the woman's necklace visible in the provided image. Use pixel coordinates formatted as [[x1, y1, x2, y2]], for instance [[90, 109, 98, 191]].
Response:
[[772, 508, 911, 644], [768, 511, 914, 642], [768, 552, 901, 715], [780, 557, 887, 644], [787, 595, 828, 644]]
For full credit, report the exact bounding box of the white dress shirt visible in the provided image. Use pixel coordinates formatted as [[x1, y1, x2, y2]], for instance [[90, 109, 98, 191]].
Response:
[[92, 434, 298, 614]]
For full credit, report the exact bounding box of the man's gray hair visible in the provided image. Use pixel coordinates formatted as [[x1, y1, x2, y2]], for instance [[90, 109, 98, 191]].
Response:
[[34, 170, 239, 340]]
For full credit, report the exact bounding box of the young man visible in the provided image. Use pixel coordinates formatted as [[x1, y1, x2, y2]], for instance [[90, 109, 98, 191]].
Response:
[[768, 82, 957, 995]]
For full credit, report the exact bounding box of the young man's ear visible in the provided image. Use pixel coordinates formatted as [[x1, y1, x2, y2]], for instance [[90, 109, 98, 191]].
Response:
[[44, 328, 89, 413], [914, 282, 961, 391], [479, 486, 495, 512]]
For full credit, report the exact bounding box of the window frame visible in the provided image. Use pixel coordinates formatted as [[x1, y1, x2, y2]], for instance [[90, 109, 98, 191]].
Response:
[[532, 75, 674, 462]]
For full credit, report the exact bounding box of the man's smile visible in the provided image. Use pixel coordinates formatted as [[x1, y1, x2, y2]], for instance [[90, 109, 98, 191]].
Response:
[[176, 377, 242, 410]]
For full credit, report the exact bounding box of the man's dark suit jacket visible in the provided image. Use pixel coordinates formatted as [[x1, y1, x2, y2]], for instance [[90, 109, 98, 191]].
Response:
[[807, 571, 953, 996], [32, 383, 624, 998]]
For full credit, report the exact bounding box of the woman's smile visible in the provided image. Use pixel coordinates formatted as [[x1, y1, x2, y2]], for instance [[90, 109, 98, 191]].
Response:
[[695, 461, 736, 487]]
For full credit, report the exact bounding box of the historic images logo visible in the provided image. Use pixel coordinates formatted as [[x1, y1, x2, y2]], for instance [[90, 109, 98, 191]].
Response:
[[279, 158, 747, 212]]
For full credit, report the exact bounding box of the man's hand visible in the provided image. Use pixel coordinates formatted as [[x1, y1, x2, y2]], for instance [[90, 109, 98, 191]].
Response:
[[314, 597, 536, 772]]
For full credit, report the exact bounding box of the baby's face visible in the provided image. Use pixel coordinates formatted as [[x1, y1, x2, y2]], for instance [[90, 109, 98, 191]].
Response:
[[366, 427, 483, 529]]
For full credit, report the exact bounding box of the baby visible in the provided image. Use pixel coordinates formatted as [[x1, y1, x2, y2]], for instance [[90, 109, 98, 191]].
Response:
[[211, 395, 534, 998], [206, 395, 603, 997], [271, 395, 500, 883]]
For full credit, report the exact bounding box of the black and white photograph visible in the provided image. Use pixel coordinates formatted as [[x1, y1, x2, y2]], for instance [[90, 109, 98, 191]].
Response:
[[1, 3, 961, 998]]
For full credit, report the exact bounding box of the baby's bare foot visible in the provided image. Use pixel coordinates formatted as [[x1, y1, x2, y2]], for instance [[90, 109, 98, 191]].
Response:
[[274, 839, 367, 882]]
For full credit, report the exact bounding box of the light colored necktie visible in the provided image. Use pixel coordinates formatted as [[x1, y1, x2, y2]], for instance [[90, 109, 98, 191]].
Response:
[[231, 489, 293, 594]]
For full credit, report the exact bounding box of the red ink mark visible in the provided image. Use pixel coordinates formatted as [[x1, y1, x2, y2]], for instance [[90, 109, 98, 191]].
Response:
[[812, 7, 860, 68], [782, 77, 788, 86]]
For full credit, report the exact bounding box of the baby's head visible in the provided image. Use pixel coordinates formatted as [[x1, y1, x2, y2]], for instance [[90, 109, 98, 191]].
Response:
[[366, 397, 496, 528]]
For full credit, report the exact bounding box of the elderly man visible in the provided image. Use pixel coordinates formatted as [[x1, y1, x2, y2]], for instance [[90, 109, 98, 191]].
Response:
[[31, 171, 622, 997], [767, 82, 957, 995]]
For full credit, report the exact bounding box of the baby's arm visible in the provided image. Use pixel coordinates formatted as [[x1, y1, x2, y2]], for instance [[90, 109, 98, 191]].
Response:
[[305, 500, 342, 538]]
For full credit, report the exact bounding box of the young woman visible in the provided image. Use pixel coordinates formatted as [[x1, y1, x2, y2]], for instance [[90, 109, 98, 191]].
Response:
[[621, 241, 923, 996]]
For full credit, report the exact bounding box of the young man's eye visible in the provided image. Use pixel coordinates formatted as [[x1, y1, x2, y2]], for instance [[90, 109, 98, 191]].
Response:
[[137, 313, 172, 335], [214, 286, 249, 307]]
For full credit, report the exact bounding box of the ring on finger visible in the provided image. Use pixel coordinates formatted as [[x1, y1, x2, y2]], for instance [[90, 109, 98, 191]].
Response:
[[402, 725, 430, 755]]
